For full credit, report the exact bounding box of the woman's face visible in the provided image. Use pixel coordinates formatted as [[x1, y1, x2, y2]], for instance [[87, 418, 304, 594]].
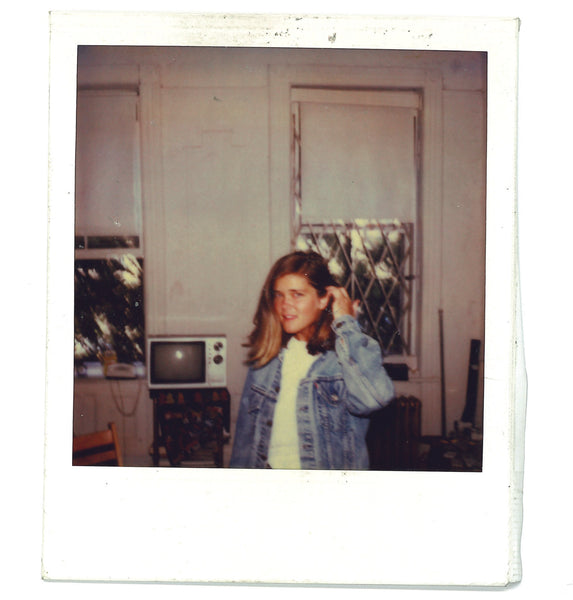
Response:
[[272, 273, 329, 341]]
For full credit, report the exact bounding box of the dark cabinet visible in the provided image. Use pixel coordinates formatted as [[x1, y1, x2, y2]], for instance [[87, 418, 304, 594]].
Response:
[[151, 388, 230, 467]]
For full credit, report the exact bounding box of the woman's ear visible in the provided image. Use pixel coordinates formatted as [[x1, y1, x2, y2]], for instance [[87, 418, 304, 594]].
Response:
[[318, 293, 331, 311]]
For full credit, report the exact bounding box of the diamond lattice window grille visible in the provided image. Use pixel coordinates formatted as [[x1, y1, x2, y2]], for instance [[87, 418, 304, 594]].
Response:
[[295, 220, 414, 356]]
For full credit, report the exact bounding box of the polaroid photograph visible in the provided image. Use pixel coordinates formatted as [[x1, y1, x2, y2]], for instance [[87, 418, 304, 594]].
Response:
[[43, 11, 523, 587]]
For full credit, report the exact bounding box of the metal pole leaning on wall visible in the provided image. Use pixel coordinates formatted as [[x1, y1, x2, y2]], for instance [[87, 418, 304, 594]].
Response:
[[439, 308, 446, 438]]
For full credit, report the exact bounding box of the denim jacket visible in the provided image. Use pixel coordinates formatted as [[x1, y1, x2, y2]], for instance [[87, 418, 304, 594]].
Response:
[[230, 315, 395, 470]]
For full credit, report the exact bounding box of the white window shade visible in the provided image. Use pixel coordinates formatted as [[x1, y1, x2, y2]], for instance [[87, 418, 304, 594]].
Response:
[[75, 91, 141, 242], [297, 91, 419, 223]]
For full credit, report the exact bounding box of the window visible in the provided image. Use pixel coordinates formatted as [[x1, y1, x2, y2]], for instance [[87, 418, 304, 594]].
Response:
[[291, 87, 420, 357], [74, 255, 145, 365], [74, 88, 144, 369]]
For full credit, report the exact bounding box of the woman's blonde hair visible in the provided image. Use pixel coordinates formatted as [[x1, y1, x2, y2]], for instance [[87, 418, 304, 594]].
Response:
[[245, 251, 339, 368]]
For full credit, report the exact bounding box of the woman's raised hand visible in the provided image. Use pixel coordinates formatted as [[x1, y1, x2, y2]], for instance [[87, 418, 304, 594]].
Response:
[[326, 286, 360, 320]]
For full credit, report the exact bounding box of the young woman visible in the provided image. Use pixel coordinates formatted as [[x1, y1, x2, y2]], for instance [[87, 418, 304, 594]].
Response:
[[230, 251, 394, 470]]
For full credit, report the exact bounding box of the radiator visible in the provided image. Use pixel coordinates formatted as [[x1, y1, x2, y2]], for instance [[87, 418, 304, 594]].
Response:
[[366, 396, 422, 470]]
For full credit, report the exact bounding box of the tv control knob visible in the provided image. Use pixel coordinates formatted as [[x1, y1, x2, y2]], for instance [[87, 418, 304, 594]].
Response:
[[213, 354, 224, 365], [214, 342, 224, 351]]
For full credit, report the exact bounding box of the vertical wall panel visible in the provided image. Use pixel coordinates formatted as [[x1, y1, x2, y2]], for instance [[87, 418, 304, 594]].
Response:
[[442, 89, 487, 431], [160, 87, 270, 329]]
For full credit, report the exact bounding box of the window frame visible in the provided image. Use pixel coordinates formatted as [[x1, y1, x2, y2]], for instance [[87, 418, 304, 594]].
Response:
[[269, 64, 444, 378], [290, 87, 422, 363]]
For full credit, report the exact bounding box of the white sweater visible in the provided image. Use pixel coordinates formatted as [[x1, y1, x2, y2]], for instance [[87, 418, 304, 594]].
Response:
[[267, 337, 317, 469]]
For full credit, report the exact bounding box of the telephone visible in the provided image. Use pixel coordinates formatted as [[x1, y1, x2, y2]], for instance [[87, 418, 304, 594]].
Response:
[[105, 362, 137, 379]]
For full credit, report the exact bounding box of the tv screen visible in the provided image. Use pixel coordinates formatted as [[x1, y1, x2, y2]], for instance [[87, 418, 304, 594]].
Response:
[[150, 341, 206, 385]]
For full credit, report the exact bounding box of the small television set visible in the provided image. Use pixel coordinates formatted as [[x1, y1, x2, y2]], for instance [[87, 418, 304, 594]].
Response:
[[147, 335, 227, 389]]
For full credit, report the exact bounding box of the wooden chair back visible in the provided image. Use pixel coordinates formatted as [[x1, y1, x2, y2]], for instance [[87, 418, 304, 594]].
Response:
[[72, 422, 123, 466]]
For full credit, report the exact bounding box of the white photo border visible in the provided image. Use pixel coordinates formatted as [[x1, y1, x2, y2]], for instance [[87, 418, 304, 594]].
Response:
[[43, 12, 522, 587]]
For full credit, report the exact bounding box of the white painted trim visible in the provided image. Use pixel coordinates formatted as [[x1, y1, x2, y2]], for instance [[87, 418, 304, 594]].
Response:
[[139, 65, 167, 335], [291, 87, 421, 109]]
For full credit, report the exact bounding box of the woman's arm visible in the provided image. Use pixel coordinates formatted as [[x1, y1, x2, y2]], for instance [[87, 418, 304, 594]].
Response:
[[229, 367, 256, 468], [327, 287, 395, 414]]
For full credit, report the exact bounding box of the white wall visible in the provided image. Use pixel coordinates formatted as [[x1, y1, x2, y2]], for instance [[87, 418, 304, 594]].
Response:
[[75, 46, 486, 465]]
